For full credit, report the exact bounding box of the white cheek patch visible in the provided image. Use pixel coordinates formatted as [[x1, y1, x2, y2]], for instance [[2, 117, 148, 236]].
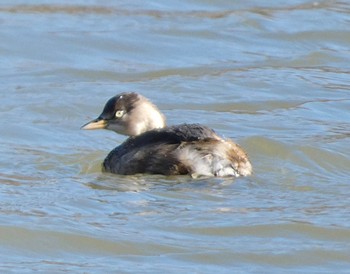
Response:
[[107, 123, 127, 135]]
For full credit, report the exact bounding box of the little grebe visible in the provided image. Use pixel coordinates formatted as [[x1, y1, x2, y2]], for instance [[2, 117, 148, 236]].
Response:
[[82, 92, 252, 177]]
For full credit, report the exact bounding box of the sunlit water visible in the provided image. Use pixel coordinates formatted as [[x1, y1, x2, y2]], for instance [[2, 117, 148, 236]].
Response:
[[1, 0, 350, 273]]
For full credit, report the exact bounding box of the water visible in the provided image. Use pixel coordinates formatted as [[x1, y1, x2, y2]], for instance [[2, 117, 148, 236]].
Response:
[[1, 0, 350, 272]]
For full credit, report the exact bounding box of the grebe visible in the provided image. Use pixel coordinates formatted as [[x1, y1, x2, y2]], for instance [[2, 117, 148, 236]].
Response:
[[82, 92, 252, 177]]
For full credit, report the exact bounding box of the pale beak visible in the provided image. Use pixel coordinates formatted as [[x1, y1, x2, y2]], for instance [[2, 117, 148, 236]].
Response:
[[81, 118, 108, 130]]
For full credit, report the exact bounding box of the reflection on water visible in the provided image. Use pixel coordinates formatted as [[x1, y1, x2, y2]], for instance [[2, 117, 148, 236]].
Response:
[[1, 0, 350, 273]]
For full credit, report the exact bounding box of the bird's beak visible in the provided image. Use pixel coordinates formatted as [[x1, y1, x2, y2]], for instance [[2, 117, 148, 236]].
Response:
[[81, 118, 108, 130]]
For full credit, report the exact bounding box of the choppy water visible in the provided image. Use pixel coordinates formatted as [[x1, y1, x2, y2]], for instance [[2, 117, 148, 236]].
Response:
[[1, 0, 350, 273]]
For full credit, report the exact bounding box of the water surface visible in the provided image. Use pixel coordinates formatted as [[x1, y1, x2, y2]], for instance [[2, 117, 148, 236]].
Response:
[[1, 0, 350, 273]]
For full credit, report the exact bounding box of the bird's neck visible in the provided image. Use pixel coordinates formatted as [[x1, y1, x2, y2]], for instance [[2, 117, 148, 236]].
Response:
[[126, 103, 166, 136]]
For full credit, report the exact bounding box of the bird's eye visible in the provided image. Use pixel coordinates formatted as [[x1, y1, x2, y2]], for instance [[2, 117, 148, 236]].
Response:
[[115, 110, 124, 118]]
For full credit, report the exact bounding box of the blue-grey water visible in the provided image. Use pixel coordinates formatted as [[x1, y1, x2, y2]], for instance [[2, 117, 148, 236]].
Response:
[[1, 0, 350, 273]]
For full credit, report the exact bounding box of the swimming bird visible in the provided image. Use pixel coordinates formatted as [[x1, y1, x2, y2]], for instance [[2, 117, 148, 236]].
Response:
[[81, 92, 252, 177]]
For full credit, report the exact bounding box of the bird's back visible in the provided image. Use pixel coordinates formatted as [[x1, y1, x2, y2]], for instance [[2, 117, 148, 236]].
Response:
[[103, 124, 252, 177]]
